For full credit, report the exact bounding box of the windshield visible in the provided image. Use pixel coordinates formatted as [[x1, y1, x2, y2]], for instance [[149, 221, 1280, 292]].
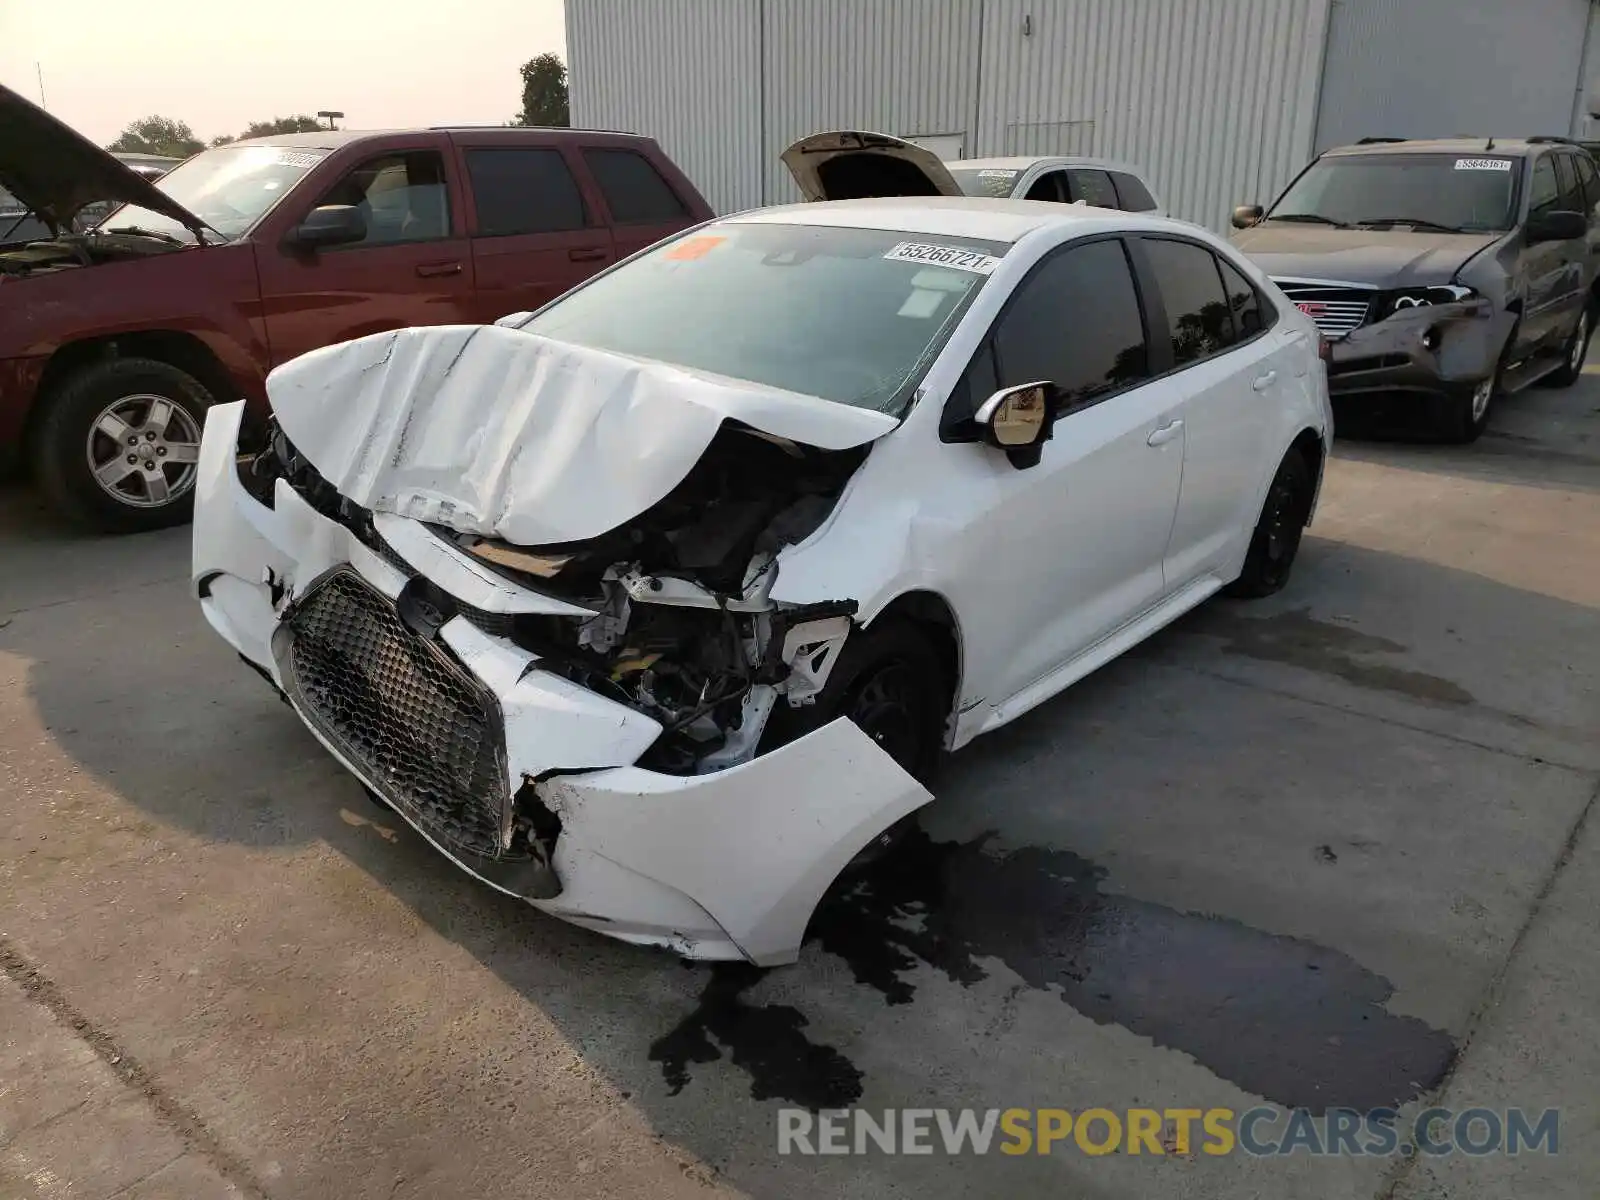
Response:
[[99, 145, 330, 242], [520, 221, 1002, 413], [1269, 153, 1520, 232], [948, 167, 1023, 198]]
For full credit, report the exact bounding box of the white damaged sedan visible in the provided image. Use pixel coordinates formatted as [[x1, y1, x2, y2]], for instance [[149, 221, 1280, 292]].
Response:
[[193, 196, 1332, 965]]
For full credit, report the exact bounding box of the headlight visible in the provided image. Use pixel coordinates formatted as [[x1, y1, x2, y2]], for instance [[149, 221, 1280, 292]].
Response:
[[1381, 284, 1478, 318]]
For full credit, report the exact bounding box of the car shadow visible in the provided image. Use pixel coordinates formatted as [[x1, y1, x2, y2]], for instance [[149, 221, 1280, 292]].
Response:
[[16, 522, 1600, 1195]]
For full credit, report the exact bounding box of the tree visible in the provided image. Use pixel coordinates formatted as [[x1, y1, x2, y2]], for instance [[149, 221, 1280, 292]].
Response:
[[210, 135, 236, 148], [513, 53, 570, 127], [107, 116, 204, 159], [238, 115, 328, 139]]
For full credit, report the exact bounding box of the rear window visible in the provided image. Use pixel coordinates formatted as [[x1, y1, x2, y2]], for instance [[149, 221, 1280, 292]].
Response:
[[948, 167, 1022, 198], [582, 148, 689, 223], [522, 221, 1003, 413], [1066, 169, 1119, 209], [466, 148, 587, 236]]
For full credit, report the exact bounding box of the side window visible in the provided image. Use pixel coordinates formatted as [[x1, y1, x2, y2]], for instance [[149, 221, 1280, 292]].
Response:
[[315, 152, 450, 246], [1554, 153, 1585, 214], [1110, 171, 1159, 213], [1529, 155, 1560, 220], [1065, 169, 1119, 209], [1023, 172, 1065, 203], [1142, 238, 1237, 365], [1218, 257, 1271, 340], [1575, 152, 1600, 213], [993, 238, 1151, 413], [465, 148, 587, 237], [582, 148, 690, 223]]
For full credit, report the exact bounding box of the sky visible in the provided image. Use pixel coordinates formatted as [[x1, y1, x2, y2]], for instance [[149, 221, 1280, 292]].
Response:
[[1, 0, 566, 146]]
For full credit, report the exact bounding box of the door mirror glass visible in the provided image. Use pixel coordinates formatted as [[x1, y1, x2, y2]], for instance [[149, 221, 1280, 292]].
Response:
[[1232, 204, 1264, 230], [287, 204, 368, 250], [1527, 209, 1587, 244], [976, 382, 1054, 448]]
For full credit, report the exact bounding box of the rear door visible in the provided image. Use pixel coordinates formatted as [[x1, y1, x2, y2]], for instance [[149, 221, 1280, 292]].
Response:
[[1064, 168, 1121, 210], [456, 138, 614, 323], [1132, 236, 1291, 587], [579, 144, 699, 261], [254, 138, 474, 368]]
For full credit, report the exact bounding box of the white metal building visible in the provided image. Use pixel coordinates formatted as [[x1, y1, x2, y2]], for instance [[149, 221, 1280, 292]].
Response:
[[566, 0, 1600, 230]]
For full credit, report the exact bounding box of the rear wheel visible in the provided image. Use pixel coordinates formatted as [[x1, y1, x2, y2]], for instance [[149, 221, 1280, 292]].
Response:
[[1225, 447, 1314, 600], [32, 357, 212, 533], [1541, 304, 1593, 389]]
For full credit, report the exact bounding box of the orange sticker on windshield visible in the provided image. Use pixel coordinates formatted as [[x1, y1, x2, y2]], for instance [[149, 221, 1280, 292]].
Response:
[[664, 235, 726, 261]]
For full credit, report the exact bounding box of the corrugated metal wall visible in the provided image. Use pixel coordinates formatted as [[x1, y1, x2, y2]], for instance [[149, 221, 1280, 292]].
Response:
[[758, 0, 983, 204], [567, 0, 1329, 228], [974, 0, 1331, 230], [567, 0, 763, 214], [1315, 0, 1593, 152]]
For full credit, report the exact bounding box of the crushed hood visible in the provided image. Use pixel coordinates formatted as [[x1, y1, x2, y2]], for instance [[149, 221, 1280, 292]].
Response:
[[267, 324, 899, 546], [0, 82, 208, 238], [782, 130, 964, 202], [1231, 224, 1501, 288]]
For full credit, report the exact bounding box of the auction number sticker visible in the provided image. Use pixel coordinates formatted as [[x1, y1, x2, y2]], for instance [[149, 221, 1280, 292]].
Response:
[[1454, 158, 1513, 171], [883, 242, 1002, 273]]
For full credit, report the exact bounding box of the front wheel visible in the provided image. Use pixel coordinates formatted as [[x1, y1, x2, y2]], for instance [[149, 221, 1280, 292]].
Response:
[[1225, 446, 1314, 600], [32, 357, 213, 534]]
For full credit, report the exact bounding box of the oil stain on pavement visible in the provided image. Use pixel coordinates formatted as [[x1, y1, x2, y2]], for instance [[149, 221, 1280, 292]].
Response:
[[651, 831, 1456, 1113]]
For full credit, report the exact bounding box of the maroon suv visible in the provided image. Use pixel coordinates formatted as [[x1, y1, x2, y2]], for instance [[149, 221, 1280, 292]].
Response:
[[0, 84, 712, 532]]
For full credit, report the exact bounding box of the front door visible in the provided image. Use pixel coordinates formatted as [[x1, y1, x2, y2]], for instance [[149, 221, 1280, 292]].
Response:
[[1523, 153, 1580, 355], [255, 144, 474, 368], [456, 142, 614, 323], [940, 236, 1185, 709]]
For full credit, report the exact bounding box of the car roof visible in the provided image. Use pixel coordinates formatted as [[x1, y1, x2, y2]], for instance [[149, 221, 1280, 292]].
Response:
[[950, 154, 1148, 176], [1323, 137, 1560, 158], [726, 195, 1182, 244], [227, 126, 643, 150]]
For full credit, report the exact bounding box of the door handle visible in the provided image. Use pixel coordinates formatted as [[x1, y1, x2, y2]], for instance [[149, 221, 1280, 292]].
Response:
[[415, 261, 463, 278], [1252, 370, 1278, 392], [568, 247, 607, 262], [1146, 419, 1184, 447]]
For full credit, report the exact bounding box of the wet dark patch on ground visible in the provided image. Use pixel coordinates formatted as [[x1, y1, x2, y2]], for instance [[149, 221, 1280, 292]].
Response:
[[649, 963, 864, 1109], [1200, 607, 1477, 706], [653, 831, 1456, 1114]]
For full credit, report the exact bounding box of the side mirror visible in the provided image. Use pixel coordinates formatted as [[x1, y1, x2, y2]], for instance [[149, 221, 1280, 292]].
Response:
[[286, 204, 367, 251], [1527, 209, 1587, 244], [975, 382, 1056, 467], [1232, 204, 1264, 230]]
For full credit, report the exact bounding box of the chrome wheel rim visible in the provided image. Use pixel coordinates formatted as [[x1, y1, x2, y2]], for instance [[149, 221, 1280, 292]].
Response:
[[85, 394, 202, 509], [1571, 312, 1589, 374], [1470, 377, 1494, 422]]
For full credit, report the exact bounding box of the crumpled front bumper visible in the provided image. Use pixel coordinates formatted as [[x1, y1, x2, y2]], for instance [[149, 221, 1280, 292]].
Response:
[[192, 401, 932, 966], [1324, 302, 1514, 401]]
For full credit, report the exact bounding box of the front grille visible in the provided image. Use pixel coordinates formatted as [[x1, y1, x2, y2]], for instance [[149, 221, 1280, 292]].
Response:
[[277, 570, 509, 860], [1275, 282, 1375, 340]]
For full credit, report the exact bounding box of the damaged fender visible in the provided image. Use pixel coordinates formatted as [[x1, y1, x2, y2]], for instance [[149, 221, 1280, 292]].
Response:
[[542, 717, 933, 966]]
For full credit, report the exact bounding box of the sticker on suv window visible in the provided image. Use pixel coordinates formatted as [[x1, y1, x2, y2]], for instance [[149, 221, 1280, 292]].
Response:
[[883, 242, 1002, 273], [1454, 158, 1513, 171]]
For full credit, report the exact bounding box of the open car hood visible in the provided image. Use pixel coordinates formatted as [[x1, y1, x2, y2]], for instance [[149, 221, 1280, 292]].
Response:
[[267, 323, 900, 546], [0, 83, 207, 237], [781, 130, 964, 202]]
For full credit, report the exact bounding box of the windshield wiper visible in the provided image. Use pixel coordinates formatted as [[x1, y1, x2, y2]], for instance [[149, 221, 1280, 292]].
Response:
[[100, 225, 188, 246], [1357, 217, 1467, 233], [1267, 212, 1352, 228]]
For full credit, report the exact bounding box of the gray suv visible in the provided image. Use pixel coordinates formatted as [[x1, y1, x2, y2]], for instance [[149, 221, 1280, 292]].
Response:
[[1231, 137, 1597, 442]]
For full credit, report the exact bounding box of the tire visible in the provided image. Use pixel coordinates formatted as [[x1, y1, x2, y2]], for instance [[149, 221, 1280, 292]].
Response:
[[32, 357, 213, 534], [1224, 446, 1314, 600], [758, 618, 949, 866], [1540, 303, 1593, 389]]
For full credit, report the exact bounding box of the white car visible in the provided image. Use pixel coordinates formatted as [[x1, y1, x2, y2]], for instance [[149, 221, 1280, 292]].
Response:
[[782, 130, 1165, 215], [192, 193, 1331, 967]]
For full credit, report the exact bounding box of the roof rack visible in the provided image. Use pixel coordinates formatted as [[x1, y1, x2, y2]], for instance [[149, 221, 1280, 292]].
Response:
[[1356, 136, 1407, 145], [1527, 135, 1577, 145]]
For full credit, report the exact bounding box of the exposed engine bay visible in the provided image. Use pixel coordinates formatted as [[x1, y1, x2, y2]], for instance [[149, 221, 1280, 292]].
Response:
[[246, 417, 868, 775], [0, 231, 181, 278]]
